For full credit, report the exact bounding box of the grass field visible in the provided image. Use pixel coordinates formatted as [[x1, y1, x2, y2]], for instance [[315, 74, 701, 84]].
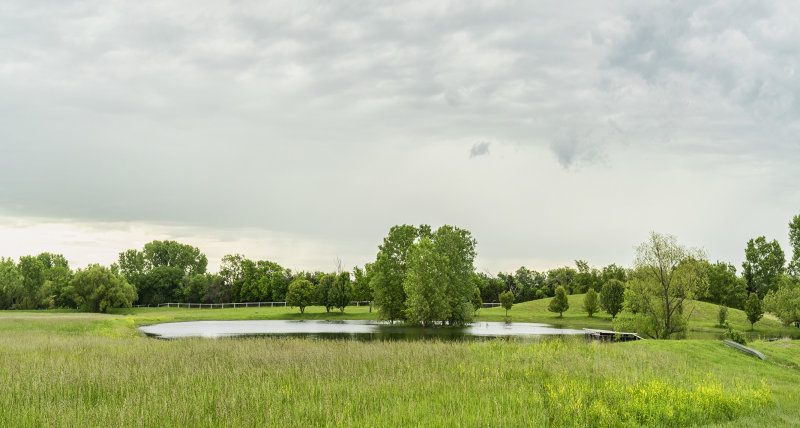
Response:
[[1, 298, 799, 427]]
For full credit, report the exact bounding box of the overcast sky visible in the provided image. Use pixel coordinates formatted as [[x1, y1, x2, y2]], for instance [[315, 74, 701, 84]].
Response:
[[1, 0, 799, 274]]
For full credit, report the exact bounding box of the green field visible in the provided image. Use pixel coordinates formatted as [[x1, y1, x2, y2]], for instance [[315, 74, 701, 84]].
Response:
[[1, 297, 799, 427]]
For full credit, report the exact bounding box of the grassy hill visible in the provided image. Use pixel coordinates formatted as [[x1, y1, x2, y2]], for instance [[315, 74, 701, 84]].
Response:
[[479, 293, 795, 339]]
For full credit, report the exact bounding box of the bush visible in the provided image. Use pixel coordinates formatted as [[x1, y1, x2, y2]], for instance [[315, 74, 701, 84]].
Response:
[[717, 306, 728, 327], [723, 323, 747, 345]]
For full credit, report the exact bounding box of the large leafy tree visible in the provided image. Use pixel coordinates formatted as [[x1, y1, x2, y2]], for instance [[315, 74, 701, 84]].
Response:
[[764, 281, 800, 328], [627, 232, 707, 339], [703, 261, 747, 309], [370, 224, 429, 323], [286, 279, 315, 314], [789, 214, 800, 277], [316, 274, 335, 312], [329, 272, 351, 313], [404, 237, 450, 326], [403, 226, 477, 326], [742, 236, 785, 298], [67, 265, 137, 312], [573, 260, 602, 293], [0, 258, 22, 309], [600, 279, 625, 319], [119, 241, 208, 305], [18, 255, 48, 309]]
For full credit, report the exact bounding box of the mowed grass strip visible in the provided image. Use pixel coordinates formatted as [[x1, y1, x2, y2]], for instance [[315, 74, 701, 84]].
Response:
[[0, 326, 795, 427]]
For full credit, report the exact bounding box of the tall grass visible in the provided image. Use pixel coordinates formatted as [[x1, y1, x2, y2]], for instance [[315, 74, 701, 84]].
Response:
[[0, 330, 783, 427]]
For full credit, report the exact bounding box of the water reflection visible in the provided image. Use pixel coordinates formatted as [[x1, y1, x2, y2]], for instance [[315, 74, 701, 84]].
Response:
[[139, 320, 584, 341]]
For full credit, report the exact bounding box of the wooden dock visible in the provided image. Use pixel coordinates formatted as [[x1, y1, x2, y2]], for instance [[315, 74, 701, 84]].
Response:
[[583, 328, 644, 342]]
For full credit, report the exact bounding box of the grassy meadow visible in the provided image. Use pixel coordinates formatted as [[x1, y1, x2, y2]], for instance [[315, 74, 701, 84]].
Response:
[[1, 297, 799, 427]]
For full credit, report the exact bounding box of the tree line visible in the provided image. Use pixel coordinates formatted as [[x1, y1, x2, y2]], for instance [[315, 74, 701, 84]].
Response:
[[1, 214, 799, 334]]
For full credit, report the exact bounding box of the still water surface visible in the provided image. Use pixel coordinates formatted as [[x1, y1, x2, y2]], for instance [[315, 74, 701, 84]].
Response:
[[140, 320, 584, 341]]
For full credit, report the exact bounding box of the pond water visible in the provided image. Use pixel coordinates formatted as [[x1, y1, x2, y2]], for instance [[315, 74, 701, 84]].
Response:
[[139, 320, 585, 341]]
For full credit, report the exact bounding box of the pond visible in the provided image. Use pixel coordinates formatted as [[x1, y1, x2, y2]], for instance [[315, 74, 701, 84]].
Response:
[[139, 320, 585, 341]]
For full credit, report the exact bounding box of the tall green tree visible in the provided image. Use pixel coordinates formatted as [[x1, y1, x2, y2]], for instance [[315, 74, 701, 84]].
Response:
[[764, 282, 800, 328], [789, 214, 800, 277], [742, 236, 785, 298], [286, 279, 315, 314], [403, 226, 477, 326], [0, 258, 22, 309], [371, 225, 428, 323], [18, 255, 48, 309], [703, 261, 747, 309], [583, 288, 598, 317], [316, 274, 335, 312], [119, 241, 208, 305], [351, 265, 373, 303], [744, 292, 763, 330], [67, 265, 137, 312], [574, 260, 601, 293], [548, 286, 569, 317], [600, 279, 625, 319], [628, 232, 707, 339], [404, 237, 450, 326], [330, 272, 351, 313]]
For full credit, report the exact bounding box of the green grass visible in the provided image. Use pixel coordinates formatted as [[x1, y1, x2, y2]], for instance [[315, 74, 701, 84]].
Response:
[[1, 300, 799, 427]]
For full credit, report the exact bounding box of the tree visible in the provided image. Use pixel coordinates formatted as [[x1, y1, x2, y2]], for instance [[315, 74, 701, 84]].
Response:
[[600, 279, 625, 319], [499, 290, 514, 317], [67, 265, 137, 312], [548, 286, 569, 317], [351, 265, 373, 306], [371, 225, 426, 323], [717, 306, 728, 327], [574, 260, 601, 293], [119, 241, 208, 305], [704, 261, 747, 309], [316, 274, 335, 312], [18, 256, 48, 309], [0, 258, 22, 309], [744, 292, 763, 330], [286, 279, 315, 314], [789, 214, 800, 277], [545, 267, 576, 295], [471, 287, 482, 312], [628, 232, 707, 339], [583, 288, 598, 317], [764, 283, 800, 328], [403, 226, 477, 326], [742, 236, 785, 298], [330, 272, 351, 313], [404, 237, 450, 326]]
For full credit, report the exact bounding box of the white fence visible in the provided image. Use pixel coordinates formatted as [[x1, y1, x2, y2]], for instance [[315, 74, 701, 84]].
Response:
[[133, 301, 373, 309]]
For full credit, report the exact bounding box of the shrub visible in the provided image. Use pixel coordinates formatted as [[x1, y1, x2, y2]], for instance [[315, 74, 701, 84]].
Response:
[[723, 323, 747, 345], [717, 306, 728, 327]]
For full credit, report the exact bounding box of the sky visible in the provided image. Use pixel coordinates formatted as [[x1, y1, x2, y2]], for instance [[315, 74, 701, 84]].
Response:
[[1, 0, 799, 274]]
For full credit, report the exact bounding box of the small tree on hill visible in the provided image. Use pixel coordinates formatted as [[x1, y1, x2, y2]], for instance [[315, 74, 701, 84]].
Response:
[[583, 288, 598, 317], [316, 274, 335, 312], [286, 279, 315, 314], [548, 286, 569, 317], [744, 292, 763, 330], [600, 279, 625, 319], [717, 306, 728, 327], [499, 290, 514, 317]]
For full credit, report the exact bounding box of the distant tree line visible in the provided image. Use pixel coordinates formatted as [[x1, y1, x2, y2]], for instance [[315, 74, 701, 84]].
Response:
[[1, 214, 799, 330]]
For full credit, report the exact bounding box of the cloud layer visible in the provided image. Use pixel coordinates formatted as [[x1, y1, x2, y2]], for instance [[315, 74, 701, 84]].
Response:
[[1, 0, 798, 272]]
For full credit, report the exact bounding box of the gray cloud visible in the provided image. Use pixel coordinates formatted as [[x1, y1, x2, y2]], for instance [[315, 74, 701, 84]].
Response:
[[469, 141, 490, 158], [1, 0, 799, 272]]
